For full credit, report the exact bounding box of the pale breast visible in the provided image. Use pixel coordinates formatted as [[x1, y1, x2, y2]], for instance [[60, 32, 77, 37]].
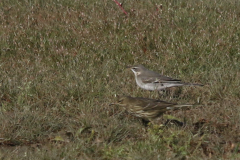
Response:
[[135, 77, 184, 90]]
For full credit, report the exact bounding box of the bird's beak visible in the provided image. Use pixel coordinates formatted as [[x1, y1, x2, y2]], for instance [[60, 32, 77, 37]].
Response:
[[126, 66, 132, 69], [109, 102, 123, 106]]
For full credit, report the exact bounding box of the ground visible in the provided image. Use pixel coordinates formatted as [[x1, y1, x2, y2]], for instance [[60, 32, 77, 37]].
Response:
[[0, 0, 240, 159]]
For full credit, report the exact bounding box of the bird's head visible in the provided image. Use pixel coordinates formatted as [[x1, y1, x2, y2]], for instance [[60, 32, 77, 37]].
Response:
[[127, 64, 146, 76], [110, 96, 132, 107]]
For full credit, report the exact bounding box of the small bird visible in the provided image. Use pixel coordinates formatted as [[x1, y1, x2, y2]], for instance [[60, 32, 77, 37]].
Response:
[[111, 96, 195, 122], [128, 64, 203, 91]]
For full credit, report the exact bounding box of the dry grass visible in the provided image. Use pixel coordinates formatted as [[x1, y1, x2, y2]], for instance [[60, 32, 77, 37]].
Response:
[[0, 0, 240, 159]]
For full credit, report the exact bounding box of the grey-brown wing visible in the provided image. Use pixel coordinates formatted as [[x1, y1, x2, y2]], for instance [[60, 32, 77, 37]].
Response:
[[140, 100, 175, 118], [141, 100, 175, 111], [141, 75, 181, 84]]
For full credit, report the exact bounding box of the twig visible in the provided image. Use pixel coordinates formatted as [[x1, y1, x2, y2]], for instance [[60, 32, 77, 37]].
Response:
[[113, 0, 128, 15]]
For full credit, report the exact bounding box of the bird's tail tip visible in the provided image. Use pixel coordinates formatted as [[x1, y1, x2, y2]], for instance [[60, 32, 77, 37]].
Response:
[[167, 104, 203, 110], [185, 83, 204, 86]]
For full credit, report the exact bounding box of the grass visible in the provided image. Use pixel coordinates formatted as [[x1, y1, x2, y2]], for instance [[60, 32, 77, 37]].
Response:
[[0, 0, 240, 159]]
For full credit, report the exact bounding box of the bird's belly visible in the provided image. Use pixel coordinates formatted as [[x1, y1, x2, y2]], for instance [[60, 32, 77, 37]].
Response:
[[136, 80, 165, 90], [142, 83, 165, 90], [136, 80, 183, 90]]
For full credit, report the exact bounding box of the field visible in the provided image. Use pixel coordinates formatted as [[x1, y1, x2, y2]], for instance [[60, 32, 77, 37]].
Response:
[[0, 0, 240, 159]]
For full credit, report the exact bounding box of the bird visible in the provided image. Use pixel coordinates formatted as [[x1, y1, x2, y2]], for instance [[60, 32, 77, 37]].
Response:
[[128, 64, 203, 91], [110, 96, 196, 122]]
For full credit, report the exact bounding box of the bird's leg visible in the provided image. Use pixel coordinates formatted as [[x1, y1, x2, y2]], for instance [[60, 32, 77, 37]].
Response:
[[164, 119, 185, 127], [158, 89, 168, 99], [158, 89, 164, 97], [141, 119, 150, 127]]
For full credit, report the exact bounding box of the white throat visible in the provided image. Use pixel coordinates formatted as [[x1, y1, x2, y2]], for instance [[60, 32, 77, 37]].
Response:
[[131, 70, 141, 76]]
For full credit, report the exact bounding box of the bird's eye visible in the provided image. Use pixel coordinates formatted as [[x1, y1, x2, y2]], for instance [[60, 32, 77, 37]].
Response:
[[132, 67, 137, 70]]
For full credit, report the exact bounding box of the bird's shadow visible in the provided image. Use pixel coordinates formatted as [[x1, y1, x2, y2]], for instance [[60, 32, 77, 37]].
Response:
[[141, 118, 185, 128]]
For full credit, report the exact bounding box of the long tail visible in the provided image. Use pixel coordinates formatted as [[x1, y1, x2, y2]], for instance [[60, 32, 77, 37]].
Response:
[[182, 82, 204, 86], [167, 104, 201, 110]]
